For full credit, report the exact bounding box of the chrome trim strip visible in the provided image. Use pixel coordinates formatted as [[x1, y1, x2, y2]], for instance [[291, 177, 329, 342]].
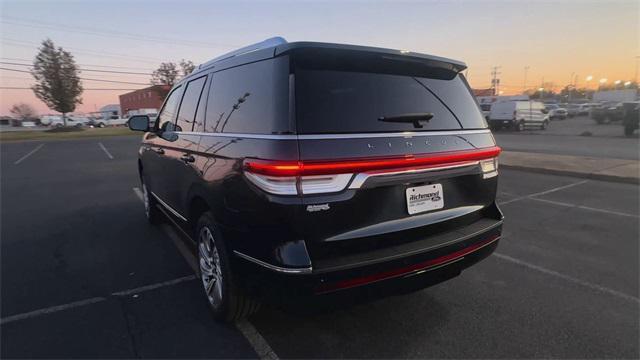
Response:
[[233, 251, 313, 274], [348, 161, 480, 189], [176, 129, 491, 140], [150, 192, 187, 222], [297, 129, 490, 139]]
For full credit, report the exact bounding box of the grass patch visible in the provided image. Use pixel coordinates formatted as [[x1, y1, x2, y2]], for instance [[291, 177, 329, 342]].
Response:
[[0, 126, 137, 142]]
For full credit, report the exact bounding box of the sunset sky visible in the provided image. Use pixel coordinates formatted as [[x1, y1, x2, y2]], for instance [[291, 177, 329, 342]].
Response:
[[0, 0, 637, 116]]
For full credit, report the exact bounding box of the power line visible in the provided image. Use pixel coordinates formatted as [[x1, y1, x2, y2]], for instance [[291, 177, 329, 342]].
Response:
[[0, 67, 150, 85], [0, 87, 141, 90], [0, 57, 154, 71], [1, 16, 238, 49], [0, 61, 151, 75]]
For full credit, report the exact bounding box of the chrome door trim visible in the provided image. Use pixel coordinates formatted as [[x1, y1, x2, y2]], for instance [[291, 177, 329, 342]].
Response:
[[176, 129, 491, 140], [151, 191, 187, 222], [233, 251, 313, 274]]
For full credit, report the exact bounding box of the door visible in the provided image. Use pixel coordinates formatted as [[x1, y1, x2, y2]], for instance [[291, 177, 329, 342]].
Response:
[[162, 75, 209, 218]]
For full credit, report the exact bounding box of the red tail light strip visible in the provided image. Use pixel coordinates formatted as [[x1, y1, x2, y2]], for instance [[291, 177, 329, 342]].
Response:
[[244, 146, 501, 177], [315, 234, 500, 294]]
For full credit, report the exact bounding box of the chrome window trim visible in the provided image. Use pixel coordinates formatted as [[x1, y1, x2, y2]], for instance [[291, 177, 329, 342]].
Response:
[[233, 251, 313, 274], [151, 192, 187, 222], [348, 161, 480, 189], [176, 129, 491, 140]]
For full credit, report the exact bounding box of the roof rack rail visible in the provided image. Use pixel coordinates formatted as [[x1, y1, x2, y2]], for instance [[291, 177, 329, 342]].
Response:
[[197, 37, 287, 70]]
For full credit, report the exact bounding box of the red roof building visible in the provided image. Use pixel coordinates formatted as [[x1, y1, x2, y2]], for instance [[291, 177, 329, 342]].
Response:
[[119, 85, 170, 117]]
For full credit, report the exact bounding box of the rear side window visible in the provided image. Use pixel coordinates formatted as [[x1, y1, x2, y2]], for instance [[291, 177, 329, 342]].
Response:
[[295, 70, 484, 134], [205, 57, 289, 134], [175, 76, 207, 132]]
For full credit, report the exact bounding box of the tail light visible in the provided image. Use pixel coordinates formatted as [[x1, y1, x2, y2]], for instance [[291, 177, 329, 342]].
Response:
[[244, 146, 501, 195]]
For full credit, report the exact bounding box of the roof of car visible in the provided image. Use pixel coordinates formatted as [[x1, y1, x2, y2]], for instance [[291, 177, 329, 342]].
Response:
[[186, 37, 467, 81]]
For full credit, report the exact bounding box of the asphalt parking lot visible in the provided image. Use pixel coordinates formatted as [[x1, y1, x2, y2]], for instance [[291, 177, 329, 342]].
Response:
[[1, 135, 638, 358]]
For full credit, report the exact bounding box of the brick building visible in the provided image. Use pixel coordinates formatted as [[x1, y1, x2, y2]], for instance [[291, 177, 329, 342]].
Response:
[[119, 85, 170, 117]]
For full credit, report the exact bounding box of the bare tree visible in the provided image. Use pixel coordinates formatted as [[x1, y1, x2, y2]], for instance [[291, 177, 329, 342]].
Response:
[[151, 62, 179, 87], [179, 59, 195, 77], [31, 38, 83, 127], [9, 103, 37, 120]]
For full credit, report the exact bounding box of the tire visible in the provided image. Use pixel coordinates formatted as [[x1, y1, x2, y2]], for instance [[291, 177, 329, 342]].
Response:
[[514, 120, 525, 132], [55, 123, 63, 128], [541, 120, 549, 130], [196, 212, 260, 322], [141, 179, 160, 224], [98, 123, 105, 128]]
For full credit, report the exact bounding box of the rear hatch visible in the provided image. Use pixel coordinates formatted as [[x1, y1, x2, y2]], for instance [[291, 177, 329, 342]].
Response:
[[245, 46, 501, 270]]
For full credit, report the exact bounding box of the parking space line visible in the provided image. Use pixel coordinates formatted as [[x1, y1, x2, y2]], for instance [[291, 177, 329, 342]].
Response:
[[236, 320, 279, 360], [530, 197, 639, 218], [98, 142, 114, 159], [131, 187, 280, 360], [494, 252, 640, 304], [0, 275, 198, 325], [13, 143, 44, 165], [499, 179, 589, 206]]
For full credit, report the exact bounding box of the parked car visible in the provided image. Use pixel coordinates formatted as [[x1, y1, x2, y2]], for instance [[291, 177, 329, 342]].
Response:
[[40, 115, 61, 126], [565, 104, 581, 117], [544, 104, 567, 120], [479, 103, 492, 120], [488, 100, 550, 131], [590, 101, 624, 124], [49, 116, 90, 128], [94, 116, 129, 128], [128, 38, 504, 322], [621, 101, 639, 136]]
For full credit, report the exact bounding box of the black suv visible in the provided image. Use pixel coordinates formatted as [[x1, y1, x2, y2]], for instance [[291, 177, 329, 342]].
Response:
[[128, 37, 504, 321]]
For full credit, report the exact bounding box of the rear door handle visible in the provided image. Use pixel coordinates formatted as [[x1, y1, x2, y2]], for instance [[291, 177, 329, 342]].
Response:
[[154, 148, 165, 155], [180, 154, 195, 163]]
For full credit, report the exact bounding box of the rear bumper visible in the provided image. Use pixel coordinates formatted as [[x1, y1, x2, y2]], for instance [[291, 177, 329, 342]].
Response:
[[232, 213, 502, 302]]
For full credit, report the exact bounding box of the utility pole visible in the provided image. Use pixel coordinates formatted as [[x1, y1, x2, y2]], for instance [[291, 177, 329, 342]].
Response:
[[491, 66, 502, 96], [523, 66, 530, 94]]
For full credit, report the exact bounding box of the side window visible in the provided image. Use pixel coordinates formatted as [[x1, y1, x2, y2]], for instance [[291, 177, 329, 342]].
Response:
[[156, 86, 183, 132], [205, 57, 289, 134], [175, 76, 207, 132]]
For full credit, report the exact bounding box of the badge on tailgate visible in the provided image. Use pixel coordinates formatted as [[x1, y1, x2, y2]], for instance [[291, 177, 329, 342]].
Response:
[[406, 184, 444, 215]]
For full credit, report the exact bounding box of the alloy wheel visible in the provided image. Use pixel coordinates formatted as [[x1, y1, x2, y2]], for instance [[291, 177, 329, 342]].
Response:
[[199, 227, 223, 308]]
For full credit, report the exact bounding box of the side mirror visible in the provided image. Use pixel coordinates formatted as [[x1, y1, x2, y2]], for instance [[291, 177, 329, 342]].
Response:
[[128, 115, 150, 132]]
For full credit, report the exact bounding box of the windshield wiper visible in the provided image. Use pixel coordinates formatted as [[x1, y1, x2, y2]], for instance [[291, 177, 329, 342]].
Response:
[[378, 113, 434, 128]]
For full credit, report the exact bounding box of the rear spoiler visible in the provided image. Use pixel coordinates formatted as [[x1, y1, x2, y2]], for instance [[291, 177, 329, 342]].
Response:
[[275, 41, 467, 73]]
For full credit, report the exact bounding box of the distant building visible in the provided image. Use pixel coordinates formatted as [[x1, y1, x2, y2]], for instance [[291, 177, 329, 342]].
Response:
[[472, 88, 495, 97], [119, 85, 170, 117]]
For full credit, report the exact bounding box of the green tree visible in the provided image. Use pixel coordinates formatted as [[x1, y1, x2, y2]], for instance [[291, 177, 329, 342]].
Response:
[[31, 39, 83, 127]]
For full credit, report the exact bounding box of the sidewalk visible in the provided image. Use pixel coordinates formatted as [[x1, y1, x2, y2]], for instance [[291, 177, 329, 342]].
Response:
[[500, 151, 639, 184]]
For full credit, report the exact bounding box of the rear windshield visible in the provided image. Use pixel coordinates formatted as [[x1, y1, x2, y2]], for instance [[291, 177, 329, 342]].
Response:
[[295, 70, 487, 134]]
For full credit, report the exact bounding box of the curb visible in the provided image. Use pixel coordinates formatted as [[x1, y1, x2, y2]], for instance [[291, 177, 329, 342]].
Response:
[[501, 164, 639, 185]]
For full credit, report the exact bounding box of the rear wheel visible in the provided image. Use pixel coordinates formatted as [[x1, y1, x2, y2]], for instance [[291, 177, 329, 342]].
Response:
[[196, 212, 259, 322], [98, 122, 105, 128], [514, 120, 525, 132]]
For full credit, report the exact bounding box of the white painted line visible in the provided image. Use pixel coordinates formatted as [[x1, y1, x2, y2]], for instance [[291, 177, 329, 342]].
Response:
[[494, 252, 640, 304], [0, 296, 105, 325], [14, 143, 44, 165], [236, 320, 279, 360], [530, 197, 639, 218], [98, 142, 114, 159], [500, 180, 589, 206], [111, 275, 196, 296], [130, 188, 279, 360], [0, 275, 198, 325]]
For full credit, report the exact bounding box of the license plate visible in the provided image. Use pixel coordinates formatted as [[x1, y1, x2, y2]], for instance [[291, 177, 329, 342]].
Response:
[[406, 184, 444, 215]]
